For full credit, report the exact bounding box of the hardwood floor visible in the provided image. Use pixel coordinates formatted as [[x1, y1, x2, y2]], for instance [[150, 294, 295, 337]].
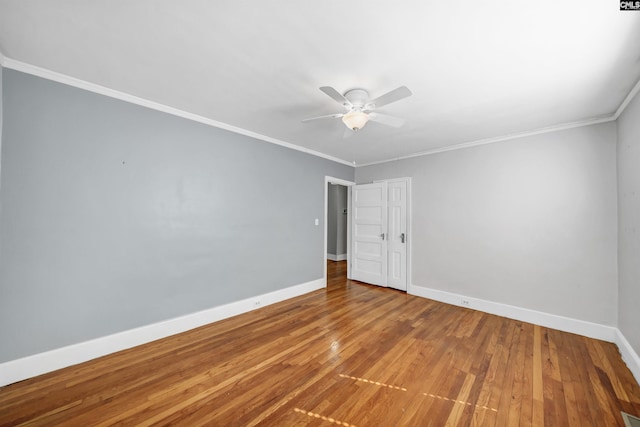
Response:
[[1, 261, 639, 426]]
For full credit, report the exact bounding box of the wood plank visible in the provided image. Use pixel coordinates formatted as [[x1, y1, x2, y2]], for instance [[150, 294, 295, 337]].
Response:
[[532, 325, 545, 426], [1, 260, 638, 426]]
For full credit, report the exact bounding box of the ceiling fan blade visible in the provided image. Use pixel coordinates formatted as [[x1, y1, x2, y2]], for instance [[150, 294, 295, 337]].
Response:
[[365, 86, 412, 109], [319, 86, 352, 107], [301, 113, 344, 123], [368, 112, 405, 128]]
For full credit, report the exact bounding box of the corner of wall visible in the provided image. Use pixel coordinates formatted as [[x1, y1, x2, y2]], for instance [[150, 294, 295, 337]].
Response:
[[409, 283, 640, 385], [614, 77, 640, 120], [616, 329, 640, 386], [615, 76, 640, 386]]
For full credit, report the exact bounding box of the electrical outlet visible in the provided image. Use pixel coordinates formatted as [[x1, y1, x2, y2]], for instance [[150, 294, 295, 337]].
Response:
[[253, 300, 261, 307], [461, 299, 470, 306]]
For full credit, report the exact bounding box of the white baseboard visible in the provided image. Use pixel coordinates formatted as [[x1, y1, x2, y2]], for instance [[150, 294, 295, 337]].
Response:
[[409, 283, 640, 384], [408, 284, 618, 342], [327, 253, 347, 261], [0, 278, 325, 387], [615, 329, 640, 385], [4, 280, 637, 388]]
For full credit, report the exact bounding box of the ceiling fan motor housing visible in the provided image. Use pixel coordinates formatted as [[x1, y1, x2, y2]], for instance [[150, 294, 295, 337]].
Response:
[[344, 89, 369, 109]]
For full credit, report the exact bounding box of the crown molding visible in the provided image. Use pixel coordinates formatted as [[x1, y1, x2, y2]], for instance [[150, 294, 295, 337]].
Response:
[[357, 75, 640, 168], [2, 55, 638, 169], [614, 76, 640, 119], [356, 115, 616, 168], [0, 56, 354, 168]]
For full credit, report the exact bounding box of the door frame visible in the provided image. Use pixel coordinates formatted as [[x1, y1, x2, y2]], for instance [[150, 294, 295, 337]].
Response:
[[324, 176, 355, 286]]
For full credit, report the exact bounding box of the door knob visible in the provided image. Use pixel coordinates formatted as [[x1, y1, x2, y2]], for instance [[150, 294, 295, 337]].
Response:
[[400, 233, 405, 243]]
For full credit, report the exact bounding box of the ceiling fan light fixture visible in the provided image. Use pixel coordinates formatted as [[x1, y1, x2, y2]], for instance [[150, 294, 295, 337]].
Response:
[[342, 110, 369, 131], [303, 85, 411, 132]]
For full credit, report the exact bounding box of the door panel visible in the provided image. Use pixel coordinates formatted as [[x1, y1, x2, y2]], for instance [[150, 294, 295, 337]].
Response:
[[387, 180, 407, 291], [354, 223, 383, 239], [354, 258, 383, 275], [354, 241, 382, 257], [355, 206, 384, 220], [351, 182, 388, 287]]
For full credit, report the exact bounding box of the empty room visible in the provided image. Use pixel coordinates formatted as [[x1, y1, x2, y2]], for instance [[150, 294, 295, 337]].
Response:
[[1, 1, 640, 426]]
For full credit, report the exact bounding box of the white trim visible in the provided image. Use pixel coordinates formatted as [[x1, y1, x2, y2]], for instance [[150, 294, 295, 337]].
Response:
[[409, 283, 640, 384], [324, 176, 355, 285], [406, 179, 412, 294], [0, 278, 324, 387], [614, 77, 640, 119], [1, 56, 633, 171], [327, 178, 356, 186], [0, 57, 352, 167], [408, 284, 617, 342], [615, 329, 640, 385], [3, 56, 639, 169], [357, 75, 640, 167], [357, 115, 615, 167], [2, 56, 639, 169], [347, 186, 352, 280], [327, 253, 347, 261]]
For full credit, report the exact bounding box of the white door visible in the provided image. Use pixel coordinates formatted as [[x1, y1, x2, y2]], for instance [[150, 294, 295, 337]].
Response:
[[387, 180, 407, 291], [351, 182, 388, 287]]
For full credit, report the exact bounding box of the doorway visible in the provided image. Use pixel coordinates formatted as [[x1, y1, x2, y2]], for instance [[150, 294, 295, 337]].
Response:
[[327, 183, 348, 262], [323, 176, 355, 286]]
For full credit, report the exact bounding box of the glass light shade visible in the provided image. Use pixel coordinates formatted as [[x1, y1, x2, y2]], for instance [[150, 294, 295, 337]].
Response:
[[342, 110, 369, 131]]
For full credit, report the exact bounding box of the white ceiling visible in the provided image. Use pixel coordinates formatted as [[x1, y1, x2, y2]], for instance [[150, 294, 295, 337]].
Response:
[[1, 1, 639, 166]]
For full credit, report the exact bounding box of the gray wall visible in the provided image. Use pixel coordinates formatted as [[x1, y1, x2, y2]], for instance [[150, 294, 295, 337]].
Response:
[[0, 64, 3, 191], [327, 183, 347, 257], [357, 123, 619, 326], [0, 69, 353, 362], [617, 90, 640, 356]]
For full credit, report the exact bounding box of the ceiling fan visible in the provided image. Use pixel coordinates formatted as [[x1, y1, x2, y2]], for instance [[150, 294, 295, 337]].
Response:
[[302, 86, 412, 132]]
